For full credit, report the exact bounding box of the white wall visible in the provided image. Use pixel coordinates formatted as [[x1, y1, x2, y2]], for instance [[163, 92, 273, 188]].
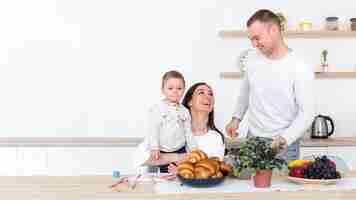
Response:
[[0, 1, 355, 138]]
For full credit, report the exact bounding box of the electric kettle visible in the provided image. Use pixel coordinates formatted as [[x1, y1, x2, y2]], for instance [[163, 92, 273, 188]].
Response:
[[311, 115, 335, 139]]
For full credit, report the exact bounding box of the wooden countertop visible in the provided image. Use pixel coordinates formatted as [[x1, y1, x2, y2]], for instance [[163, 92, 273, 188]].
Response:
[[300, 137, 356, 147], [2, 172, 356, 200], [226, 137, 356, 148], [0, 136, 354, 148]]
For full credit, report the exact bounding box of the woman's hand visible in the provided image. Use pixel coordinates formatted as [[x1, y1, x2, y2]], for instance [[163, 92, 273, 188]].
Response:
[[168, 156, 186, 174], [168, 162, 178, 174]]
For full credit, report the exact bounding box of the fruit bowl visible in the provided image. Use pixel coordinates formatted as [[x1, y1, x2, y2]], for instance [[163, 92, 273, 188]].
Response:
[[287, 176, 341, 185], [177, 174, 226, 187], [288, 156, 342, 184]]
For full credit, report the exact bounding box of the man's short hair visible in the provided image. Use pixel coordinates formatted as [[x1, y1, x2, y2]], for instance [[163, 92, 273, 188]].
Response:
[[246, 9, 281, 30]]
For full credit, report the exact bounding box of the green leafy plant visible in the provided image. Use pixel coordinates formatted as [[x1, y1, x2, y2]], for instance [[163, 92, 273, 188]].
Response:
[[321, 49, 328, 66], [233, 137, 287, 176]]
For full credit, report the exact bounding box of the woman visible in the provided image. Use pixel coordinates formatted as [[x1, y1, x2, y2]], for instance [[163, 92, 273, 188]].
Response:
[[181, 82, 225, 159], [133, 82, 225, 172]]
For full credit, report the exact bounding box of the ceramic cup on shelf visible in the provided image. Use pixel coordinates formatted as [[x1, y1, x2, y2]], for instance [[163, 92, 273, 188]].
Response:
[[325, 17, 339, 31]]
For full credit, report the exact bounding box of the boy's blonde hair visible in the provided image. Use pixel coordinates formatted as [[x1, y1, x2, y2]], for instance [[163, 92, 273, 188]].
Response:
[[161, 70, 185, 89]]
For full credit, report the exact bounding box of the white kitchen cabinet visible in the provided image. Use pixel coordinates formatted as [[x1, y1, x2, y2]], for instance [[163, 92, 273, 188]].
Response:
[[47, 147, 84, 176], [327, 146, 356, 171], [75, 147, 136, 175], [299, 147, 328, 159], [0, 138, 141, 176], [2, 147, 138, 176], [46, 147, 137, 176], [0, 147, 20, 176], [19, 147, 48, 176]]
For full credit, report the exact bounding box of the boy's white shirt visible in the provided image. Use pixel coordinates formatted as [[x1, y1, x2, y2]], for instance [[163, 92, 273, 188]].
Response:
[[145, 100, 197, 152]]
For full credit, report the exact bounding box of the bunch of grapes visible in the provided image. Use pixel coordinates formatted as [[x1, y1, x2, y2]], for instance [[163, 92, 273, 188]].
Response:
[[303, 155, 341, 179]]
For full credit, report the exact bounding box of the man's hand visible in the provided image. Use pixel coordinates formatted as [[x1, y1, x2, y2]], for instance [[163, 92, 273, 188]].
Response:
[[271, 135, 287, 151], [225, 118, 241, 138]]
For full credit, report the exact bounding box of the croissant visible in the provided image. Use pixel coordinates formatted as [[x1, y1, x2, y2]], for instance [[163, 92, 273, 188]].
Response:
[[215, 170, 224, 178], [219, 163, 233, 174], [195, 160, 218, 176], [209, 159, 221, 172], [194, 166, 211, 179], [209, 159, 221, 171], [178, 150, 233, 180], [210, 156, 222, 162], [179, 168, 195, 179], [197, 150, 208, 160], [177, 162, 195, 179], [186, 149, 208, 163], [177, 162, 194, 172]]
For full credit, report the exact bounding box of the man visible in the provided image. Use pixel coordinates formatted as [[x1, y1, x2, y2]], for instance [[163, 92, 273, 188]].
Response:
[[225, 9, 315, 160]]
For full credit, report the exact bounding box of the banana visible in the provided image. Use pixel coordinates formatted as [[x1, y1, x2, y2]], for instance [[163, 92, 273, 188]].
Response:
[[288, 159, 312, 169]]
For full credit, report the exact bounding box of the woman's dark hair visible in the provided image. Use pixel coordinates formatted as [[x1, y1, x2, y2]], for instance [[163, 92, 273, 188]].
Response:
[[182, 82, 225, 144]]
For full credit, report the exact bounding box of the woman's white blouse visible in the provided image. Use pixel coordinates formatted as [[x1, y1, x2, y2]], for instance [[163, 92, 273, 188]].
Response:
[[133, 130, 225, 169], [193, 130, 225, 159]]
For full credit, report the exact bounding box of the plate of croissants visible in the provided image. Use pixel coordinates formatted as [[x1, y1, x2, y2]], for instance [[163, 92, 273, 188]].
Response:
[[177, 150, 233, 187]]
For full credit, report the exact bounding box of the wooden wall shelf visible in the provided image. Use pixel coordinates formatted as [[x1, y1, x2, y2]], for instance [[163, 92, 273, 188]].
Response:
[[219, 30, 356, 39], [220, 71, 356, 79]]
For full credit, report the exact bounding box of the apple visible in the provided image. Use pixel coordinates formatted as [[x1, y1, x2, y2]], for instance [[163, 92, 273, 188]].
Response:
[[290, 166, 305, 178]]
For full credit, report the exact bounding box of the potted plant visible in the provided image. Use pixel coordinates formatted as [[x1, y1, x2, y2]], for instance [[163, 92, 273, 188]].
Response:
[[237, 48, 252, 75], [321, 49, 328, 72], [232, 137, 287, 188]]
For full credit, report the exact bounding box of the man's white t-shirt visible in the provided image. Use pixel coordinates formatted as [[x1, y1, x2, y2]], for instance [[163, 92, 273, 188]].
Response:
[[233, 50, 315, 146]]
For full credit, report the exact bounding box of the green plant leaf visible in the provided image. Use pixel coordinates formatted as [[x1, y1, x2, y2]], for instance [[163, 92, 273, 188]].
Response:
[[229, 136, 287, 173]]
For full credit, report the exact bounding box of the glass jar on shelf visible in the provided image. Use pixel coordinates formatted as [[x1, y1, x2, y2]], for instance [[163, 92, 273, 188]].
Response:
[[298, 21, 312, 31], [350, 18, 356, 31]]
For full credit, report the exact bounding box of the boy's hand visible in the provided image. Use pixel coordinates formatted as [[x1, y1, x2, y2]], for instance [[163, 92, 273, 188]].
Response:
[[150, 150, 160, 160]]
